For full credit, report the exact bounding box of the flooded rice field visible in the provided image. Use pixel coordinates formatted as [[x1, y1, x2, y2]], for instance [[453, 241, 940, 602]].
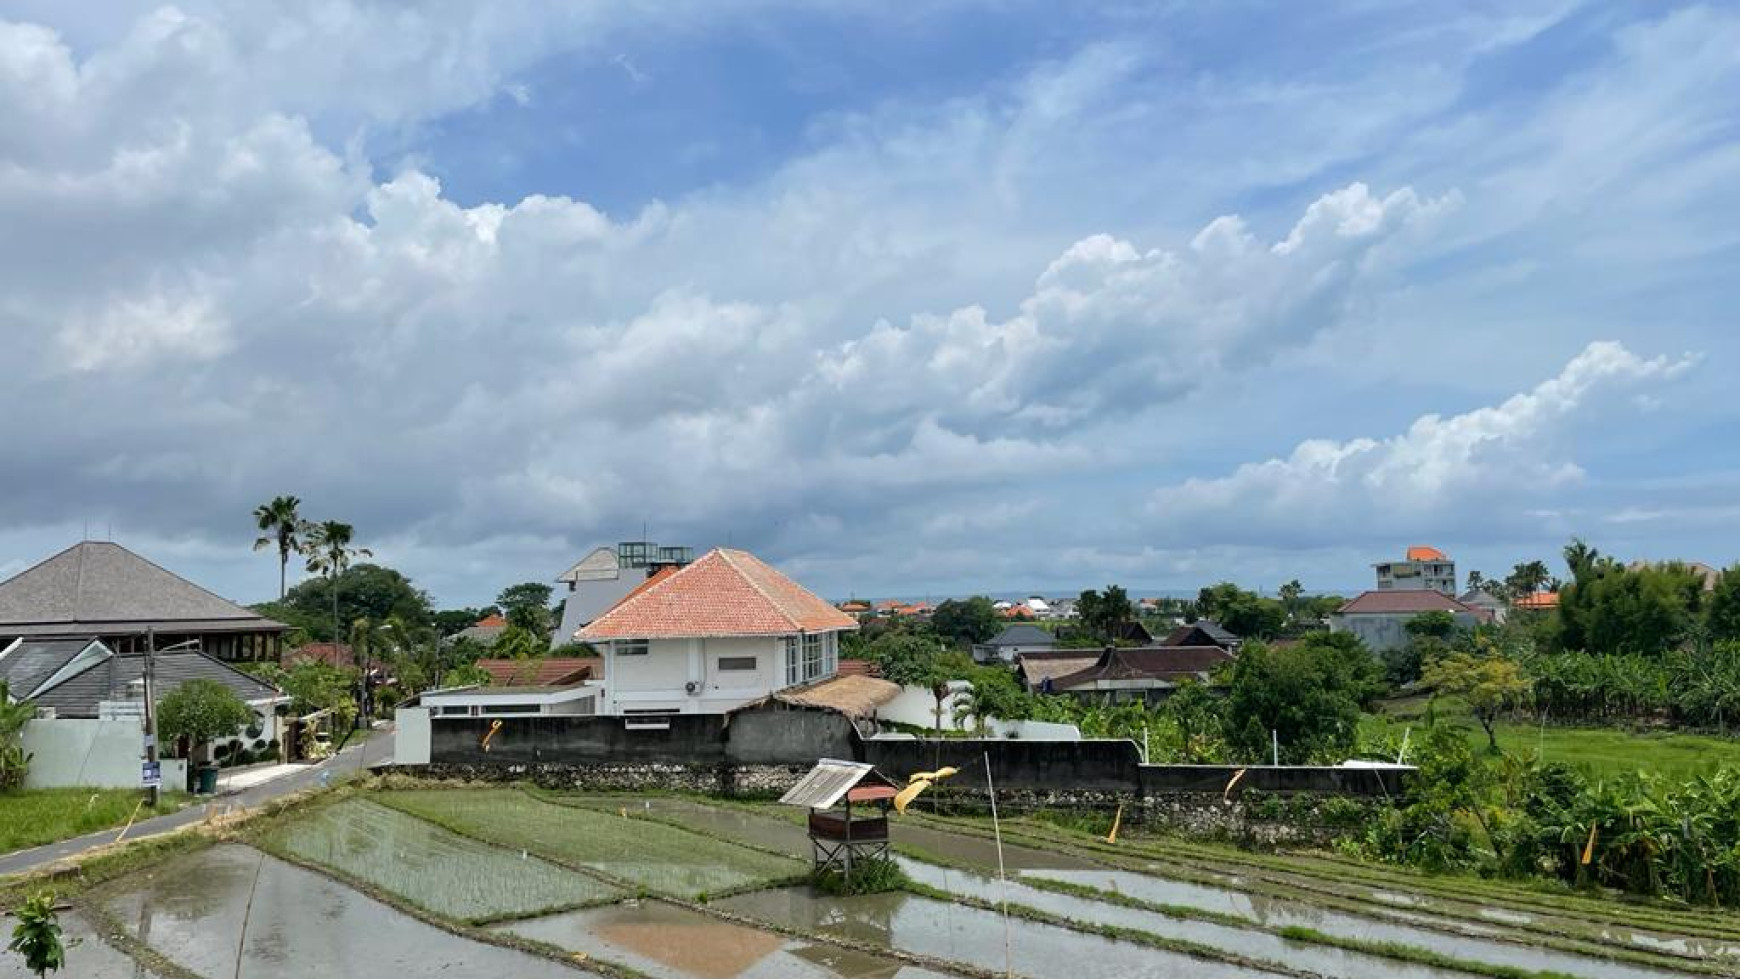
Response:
[[377, 788, 806, 897], [98, 844, 589, 978], [270, 798, 618, 919], [498, 897, 952, 979], [0, 911, 158, 979], [718, 886, 1278, 978], [36, 789, 1734, 979]]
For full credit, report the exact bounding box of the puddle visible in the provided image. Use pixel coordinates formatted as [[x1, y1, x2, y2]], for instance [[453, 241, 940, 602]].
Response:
[[101, 844, 592, 978], [0, 911, 158, 979], [272, 798, 617, 919], [1015, 866, 1686, 979], [893, 823, 1098, 872], [719, 886, 1275, 978], [379, 790, 804, 898], [498, 899, 950, 979]]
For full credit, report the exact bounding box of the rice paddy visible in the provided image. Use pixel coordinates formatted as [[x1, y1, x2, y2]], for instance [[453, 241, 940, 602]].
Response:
[[374, 787, 807, 897], [266, 797, 618, 920], [21, 784, 1737, 979]]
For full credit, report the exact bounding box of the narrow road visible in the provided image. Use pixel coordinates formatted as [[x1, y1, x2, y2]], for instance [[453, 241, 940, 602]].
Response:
[[0, 728, 394, 879]]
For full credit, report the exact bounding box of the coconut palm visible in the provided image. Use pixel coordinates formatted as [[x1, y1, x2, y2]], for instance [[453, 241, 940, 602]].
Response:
[[302, 520, 371, 652], [251, 495, 304, 600]]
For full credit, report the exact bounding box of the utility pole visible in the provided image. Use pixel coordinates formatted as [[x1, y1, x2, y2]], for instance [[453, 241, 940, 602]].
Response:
[[143, 628, 160, 807]]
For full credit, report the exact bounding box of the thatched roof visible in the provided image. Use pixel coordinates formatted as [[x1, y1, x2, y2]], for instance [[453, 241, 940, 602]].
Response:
[[772, 673, 901, 719]]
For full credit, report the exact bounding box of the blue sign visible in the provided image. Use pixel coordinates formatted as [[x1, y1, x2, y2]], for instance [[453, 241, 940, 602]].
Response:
[[142, 761, 161, 787]]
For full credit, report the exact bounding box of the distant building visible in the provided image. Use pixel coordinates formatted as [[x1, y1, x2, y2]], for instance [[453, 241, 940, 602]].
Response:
[[1046, 645, 1235, 705], [1512, 591, 1559, 612], [0, 541, 289, 662], [1160, 620, 1240, 652], [578, 548, 858, 715], [972, 624, 1058, 663], [1374, 545, 1457, 595], [452, 613, 509, 648], [1330, 590, 1491, 652], [1458, 588, 1507, 624], [551, 541, 695, 650], [1627, 560, 1721, 591]]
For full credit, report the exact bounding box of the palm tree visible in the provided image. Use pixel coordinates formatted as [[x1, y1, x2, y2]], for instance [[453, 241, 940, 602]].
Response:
[[251, 495, 304, 600], [303, 520, 372, 654]]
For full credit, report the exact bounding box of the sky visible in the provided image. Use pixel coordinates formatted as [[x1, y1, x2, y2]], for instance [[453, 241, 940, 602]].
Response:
[[1, 1, 1737, 607]]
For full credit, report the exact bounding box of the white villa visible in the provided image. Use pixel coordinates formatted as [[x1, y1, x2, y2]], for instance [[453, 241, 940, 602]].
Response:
[[577, 548, 858, 716]]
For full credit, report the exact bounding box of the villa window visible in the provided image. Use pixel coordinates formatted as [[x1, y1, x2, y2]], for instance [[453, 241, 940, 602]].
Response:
[[614, 639, 649, 657], [802, 633, 823, 682], [718, 656, 757, 672], [783, 636, 800, 686]]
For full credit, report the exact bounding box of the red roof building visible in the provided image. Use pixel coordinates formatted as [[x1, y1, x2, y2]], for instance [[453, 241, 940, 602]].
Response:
[[580, 549, 857, 640], [1331, 588, 1491, 654], [576, 549, 858, 716], [475, 657, 595, 687]]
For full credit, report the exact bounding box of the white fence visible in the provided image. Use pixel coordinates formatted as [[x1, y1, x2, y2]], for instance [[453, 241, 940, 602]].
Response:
[[879, 683, 1080, 740]]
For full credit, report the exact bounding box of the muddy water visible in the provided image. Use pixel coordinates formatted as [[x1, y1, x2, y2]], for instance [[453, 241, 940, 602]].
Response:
[[0, 911, 157, 979], [101, 844, 593, 978], [1020, 865, 1694, 979], [719, 886, 1278, 978], [274, 798, 617, 919], [499, 899, 951, 979]]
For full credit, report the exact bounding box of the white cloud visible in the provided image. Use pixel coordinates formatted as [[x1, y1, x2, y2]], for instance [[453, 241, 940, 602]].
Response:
[[1146, 342, 1699, 546]]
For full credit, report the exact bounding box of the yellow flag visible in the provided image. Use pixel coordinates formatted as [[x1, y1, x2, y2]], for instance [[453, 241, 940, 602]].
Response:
[[1581, 823, 1598, 866], [894, 780, 930, 815], [1223, 768, 1247, 802], [907, 766, 959, 785]]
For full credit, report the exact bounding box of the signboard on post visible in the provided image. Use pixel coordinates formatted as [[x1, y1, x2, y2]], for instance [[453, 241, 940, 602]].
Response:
[[142, 761, 161, 787]]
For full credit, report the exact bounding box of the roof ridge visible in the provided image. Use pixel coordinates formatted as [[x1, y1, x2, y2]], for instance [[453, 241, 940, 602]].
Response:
[[716, 549, 802, 632]]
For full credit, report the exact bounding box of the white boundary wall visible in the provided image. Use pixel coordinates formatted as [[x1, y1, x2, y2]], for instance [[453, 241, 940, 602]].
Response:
[[394, 707, 431, 765], [22, 718, 144, 789]]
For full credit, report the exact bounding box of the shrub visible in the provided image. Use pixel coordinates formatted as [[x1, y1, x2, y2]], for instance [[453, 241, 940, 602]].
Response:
[[812, 857, 908, 895]]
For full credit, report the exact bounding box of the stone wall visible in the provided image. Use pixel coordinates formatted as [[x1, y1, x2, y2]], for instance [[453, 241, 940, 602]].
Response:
[[405, 761, 813, 797]]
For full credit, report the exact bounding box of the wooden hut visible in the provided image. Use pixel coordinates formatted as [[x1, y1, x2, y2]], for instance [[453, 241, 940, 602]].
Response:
[[778, 758, 899, 880]]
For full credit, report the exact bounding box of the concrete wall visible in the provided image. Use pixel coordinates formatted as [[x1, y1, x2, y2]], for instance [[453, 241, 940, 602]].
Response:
[[427, 703, 857, 767], [859, 736, 1144, 792], [880, 682, 968, 730], [22, 717, 144, 789], [395, 707, 432, 765], [1137, 764, 1409, 796]]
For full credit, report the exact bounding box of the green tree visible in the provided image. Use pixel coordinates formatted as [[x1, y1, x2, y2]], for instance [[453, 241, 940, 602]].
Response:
[[931, 596, 1001, 646], [433, 607, 494, 637], [1077, 585, 1133, 643], [282, 564, 429, 642], [1221, 641, 1363, 764], [0, 682, 33, 791], [302, 521, 373, 651], [1278, 579, 1304, 619], [1707, 565, 1740, 643], [490, 624, 547, 660], [1164, 680, 1223, 762], [1505, 560, 1552, 600], [496, 582, 554, 635], [7, 891, 64, 977], [158, 679, 254, 764], [442, 662, 493, 688], [1196, 581, 1285, 639], [250, 495, 304, 600], [1407, 610, 1456, 639], [1422, 649, 1530, 750]]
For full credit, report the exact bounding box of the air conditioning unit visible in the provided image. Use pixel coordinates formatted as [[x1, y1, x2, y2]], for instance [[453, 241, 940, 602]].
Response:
[[684, 681, 701, 695]]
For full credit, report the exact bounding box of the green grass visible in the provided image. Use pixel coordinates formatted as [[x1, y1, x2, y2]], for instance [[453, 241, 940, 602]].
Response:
[[1365, 699, 1740, 780], [0, 789, 191, 854], [265, 798, 618, 921], [374, 787, 806, 898]]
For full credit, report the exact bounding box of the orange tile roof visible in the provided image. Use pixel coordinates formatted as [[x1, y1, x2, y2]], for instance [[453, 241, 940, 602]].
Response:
[[1513, 591, 1560, 609], [1406, 545, 1449, 562], [475, 657, 595, 686], [474, 613, 508, 628], [578, 548, 859, 640]]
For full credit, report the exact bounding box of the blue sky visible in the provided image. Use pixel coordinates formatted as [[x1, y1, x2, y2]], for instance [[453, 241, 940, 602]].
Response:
[[0, 1, 1736, 606]]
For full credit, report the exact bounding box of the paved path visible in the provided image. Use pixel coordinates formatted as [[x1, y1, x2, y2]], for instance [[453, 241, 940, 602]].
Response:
[[0, 728, 394, 879]]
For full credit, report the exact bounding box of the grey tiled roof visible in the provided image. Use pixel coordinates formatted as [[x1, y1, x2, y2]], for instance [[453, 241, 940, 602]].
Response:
[[0, 638, 97, 699], [987, 624, 1056, 646], [0, 542, 285, 635], [26, 648, 282, 719]]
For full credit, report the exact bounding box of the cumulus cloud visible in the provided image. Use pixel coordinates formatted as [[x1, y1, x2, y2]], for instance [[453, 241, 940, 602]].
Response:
[[1146, 342, 1699, 546]]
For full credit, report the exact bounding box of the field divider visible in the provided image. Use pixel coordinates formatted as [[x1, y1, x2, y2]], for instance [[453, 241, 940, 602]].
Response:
[[909, 810, 1740, 967]]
